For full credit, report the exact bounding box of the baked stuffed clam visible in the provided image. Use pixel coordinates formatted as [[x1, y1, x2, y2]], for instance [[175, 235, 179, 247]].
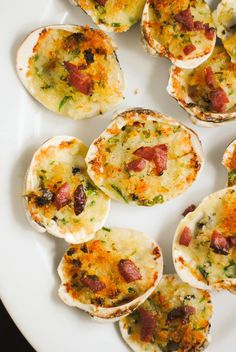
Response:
[[213, 0, 236, 63], [16, 25, 125, 120], [173, 187, 236, 294], [168, 46, 236, 126], [86, 108, 203, 206], [120, 274, 212, 352], [58, 227, 163, 321], [222, 138, 236, 186], [141, 0, 216, 69], [24, 136, 110, 244]]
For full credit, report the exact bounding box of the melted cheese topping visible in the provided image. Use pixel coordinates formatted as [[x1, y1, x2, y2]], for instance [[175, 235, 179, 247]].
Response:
[[121, 274, 212, 352], [59, 228, 161, 308], [213, 0, 236, 63], [174, 188, 236, 290], [86, 110, 202, 206], [26, 138, 109, 240], [26, 27, 124, 119], [142, 0, 215, 61], [74, 0, 145, 32]]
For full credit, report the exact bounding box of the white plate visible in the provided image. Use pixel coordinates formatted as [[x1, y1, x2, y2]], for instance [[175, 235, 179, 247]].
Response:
[[0, 0, 235, 351]]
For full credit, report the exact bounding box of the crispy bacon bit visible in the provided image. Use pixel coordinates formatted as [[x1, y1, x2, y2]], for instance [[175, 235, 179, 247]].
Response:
[[209, 87, 229, 113], [174, 8, 194, 31], [182, 204, 196, 216], [74, 184, 87, 216], [152, 246, 161, 258], [134, 146, 155, 161], [134, 144, 168, 175], [138, 308, 157, 342], [183, 44, 196, 55], [127, 158, 146, 172], [118, 259, 142, 283], [81, 275, 106, 292], [153, 144, 168, 175], [204, 24, 215, 40], [210, 230, 229, 255], [64, 61, 93, 95], [179, 227, 192, 246], [205, 66, 215, 88], [55, 182, 70, 210], [194, 21, 205, 30], [228, 236, 236, 247], [95, 0, 107, 5], [166, 306, 196, 324]]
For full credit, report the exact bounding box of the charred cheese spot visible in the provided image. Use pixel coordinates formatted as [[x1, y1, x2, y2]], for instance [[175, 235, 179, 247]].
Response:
[[142, 0, 215, 66], [174, 187, 236, 292], [19, 26, 124, 120], [120, 274, 212, 352], [86, 109, 203, 206], [25, 137, 110, 243], [58, 228, 163, 310], [73, 0, 146, 32]]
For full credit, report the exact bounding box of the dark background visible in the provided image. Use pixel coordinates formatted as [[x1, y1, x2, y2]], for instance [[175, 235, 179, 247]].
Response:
[[1, 301, 35, 352]]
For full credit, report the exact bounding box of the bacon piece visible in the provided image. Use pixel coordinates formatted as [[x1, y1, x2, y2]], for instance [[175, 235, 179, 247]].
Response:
[[74, 184, 87, 216], [118, 259, 142, 283], [166, 306, 196, 324], [183, 44, 196, 55], [179, 227, 192, 247], [152, 144, 168, 175], [95, 0, 107, 5], [210, 230, 229, 255], [81, 275, 106, 292], [55, 182, 70, 210], [205, 66, 215, 88], [209, 87, 229, 113], [133, 144, 168, 175], [134, 146, 155, 161], [228, 236, 236, 247], [182, 204, 196, 217], [194, 21, 205, 30], [127, 158, 146, 172], [174, 8, 194, 31], [138, 308, 157, 342], [204, 24, 215, 40], [64, 61, 93, 95]]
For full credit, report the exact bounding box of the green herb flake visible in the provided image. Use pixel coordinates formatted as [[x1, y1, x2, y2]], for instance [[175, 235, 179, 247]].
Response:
[[50, 160, 55, 165], [173, 125, 181, 133], [228, 170, 236, 186], [128, 287, 136, 294], [111, 23, 121, 27], [33, 54, 39, 62], [107, 137, 119, 144], [89, 200, 96, 207], [196, 265, 208, 280], [224, 260, 236, 278], [61, 218, 68, 225], [58, 96, 72, 111], [111, 184, 128, 203], [102, 227, 111, 232]]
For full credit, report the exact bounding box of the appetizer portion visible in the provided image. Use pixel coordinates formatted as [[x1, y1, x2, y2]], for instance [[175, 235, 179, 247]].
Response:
[[16, 25, 125, 120], [86, 108, 203, 206], [222, 139, 236, 186], [173, 187, 236, 293], [69, 0, 146, 32], [58, 227, 163, 321], [168, 46, 236, 126], [213, 0, 236, 63], [120, 274, 212, 352], [24, 136, 110, 244], [141, 0, 216, 69]]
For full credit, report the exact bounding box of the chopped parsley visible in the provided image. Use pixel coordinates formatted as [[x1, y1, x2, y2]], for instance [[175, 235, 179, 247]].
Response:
[[58, 96, 72, 111]]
